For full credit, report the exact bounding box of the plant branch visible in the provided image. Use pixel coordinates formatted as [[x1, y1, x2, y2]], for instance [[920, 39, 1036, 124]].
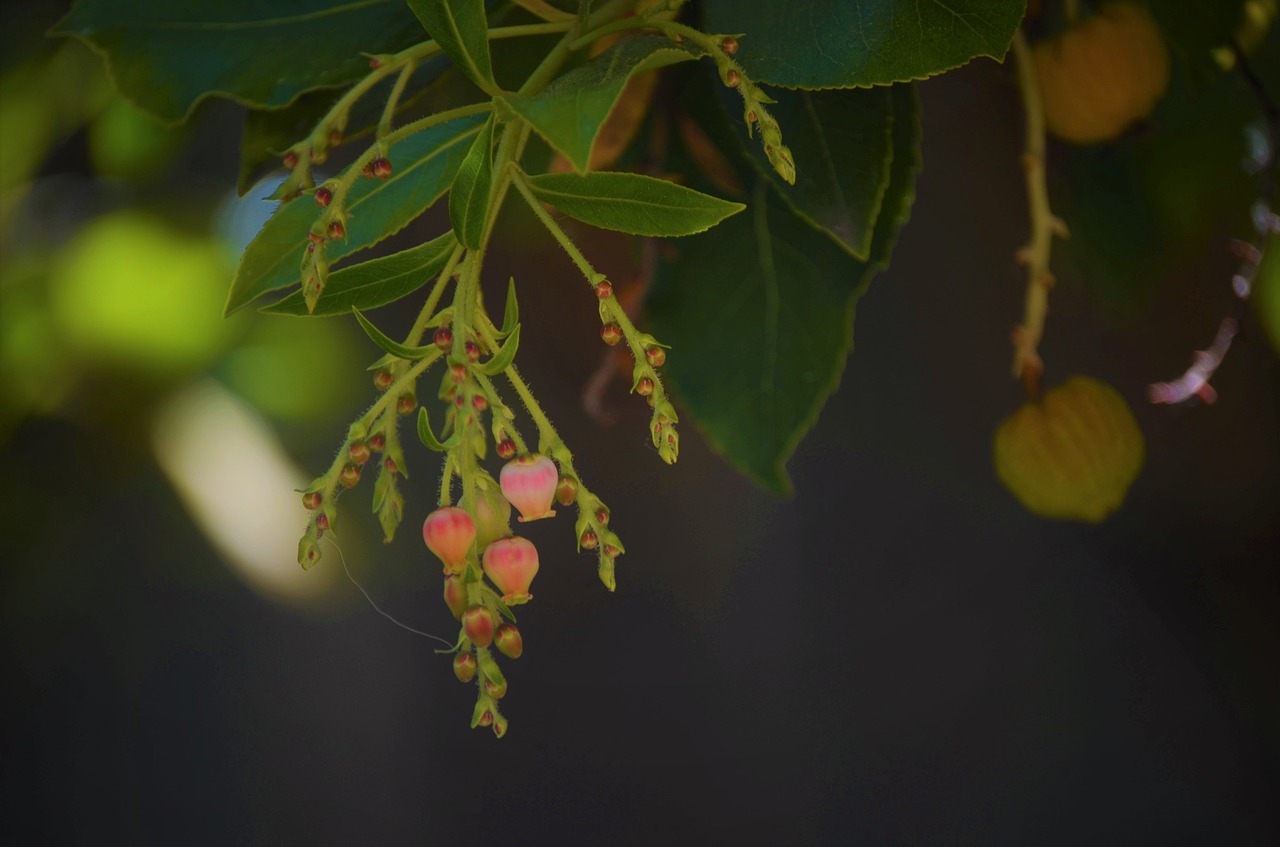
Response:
[[1010, 30, 1068, 397]]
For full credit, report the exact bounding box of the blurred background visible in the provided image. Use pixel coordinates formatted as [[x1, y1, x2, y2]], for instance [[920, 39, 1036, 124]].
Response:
[[2, 3, 1278, 845]]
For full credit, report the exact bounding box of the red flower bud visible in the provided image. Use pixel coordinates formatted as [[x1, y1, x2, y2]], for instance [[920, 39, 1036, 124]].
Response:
[[500, 454, 559, 522], [603, 543, 620, 558], [645, 346, 666, 367], [484, 678, 507, 699], [580, 528, 599, 550], [721, 36, 739, 55], [339, 464, 361, 489], [368, 433, 386, 452], [327, 219, 345, 240], [496, 438, 516, 460], [283, 151, 299, 169], [450, 363, 467, 383], [555, 475, 578, 506], [423, 507, 476, 573], [453, 652, 477, 683], [636, 377, 654, 396], [348, 441, 370, 465], [373, 368, 394, 392], [476, 709, 493, 727], [600, 323, 623, 346], [724, 69, 740, 88], [302, 491, 323, 510], [472, 395, 488, 411], [443, 575, 468, 619], [495, 624, 523, 659], [595, 280, 613, 299], [464, 341, 481, 362], [396, 393, 417, 416], [594, 507, 609, 525], [462, 606, 496, 648], [316, 513, 330, 532], [482, 536, 540, 603], [433, 327, 453, 350], [371, 157, 393, 179], [314, 187, 333, 207]]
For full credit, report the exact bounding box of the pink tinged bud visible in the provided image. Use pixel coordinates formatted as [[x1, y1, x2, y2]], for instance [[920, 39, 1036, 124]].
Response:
[[302, 491, 322, 510], [433, 327, 453, 350], [443, 575, 468, 619], [368, 433, 386, 452], [283, 151, 299, 169], [484, 678, 507, 699], [482, 536, 540, 603], [721, 36, 740, 55], [645, 346, 666, 367], [496, 438, 516, 460], [453, 652, 477, 683], [580, 528, 599, 550], [595, 280, 613, 299], [462, 606, 495, 648], [371, 157, 393, 179], [600, 323, 623, 346], [500, 454, 559, 521], [495, 624, 523, 659], [422, 507, 476, 573], [555, 475, 578, 506]]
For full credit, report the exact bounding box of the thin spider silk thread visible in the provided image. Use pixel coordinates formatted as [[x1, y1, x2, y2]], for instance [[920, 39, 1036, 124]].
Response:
[[324, 536, 456, 650]]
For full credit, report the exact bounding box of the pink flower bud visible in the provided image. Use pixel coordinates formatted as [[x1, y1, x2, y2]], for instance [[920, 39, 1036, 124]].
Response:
[[499, 454, 558, 521], [453, 652, 477, 683], [442, 575, 467, 620], [482, 536, 539, 603], [495, 624, 523, 659], [462, 606, 495, 648], [422, 507, 476, 573]]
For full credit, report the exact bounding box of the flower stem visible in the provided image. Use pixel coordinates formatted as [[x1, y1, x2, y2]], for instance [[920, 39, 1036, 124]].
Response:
[[1010, 30, 1067, 398]]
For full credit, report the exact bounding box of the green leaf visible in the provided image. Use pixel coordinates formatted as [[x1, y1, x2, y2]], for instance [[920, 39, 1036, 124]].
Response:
[[722, 84, 896, 259], [500, 36, 697, 172], [499, 277, 519, 336], [478, 324, 520, 375], [226, 112, 486, 315], [524, 171, 746, 237], [648, 84, 920, 493], [701, 0, 1026, 89], [352, 308, 437, 360], [53, 0, 425, 123], [449, 115, 496, 248], [262, 232, 458, 316], [418, 406, 462, 451], [407, 0, 495, 91]]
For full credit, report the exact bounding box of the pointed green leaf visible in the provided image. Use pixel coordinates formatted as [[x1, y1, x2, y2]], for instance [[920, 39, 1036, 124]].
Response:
[[53, 0, 425, 123], [226, 112, 486, 314], [263, 232, 458, 316], [478, 325, 520, 375], [449, 115, 496, 248], [525, 171, 745, 237], [649, 84, 920, 493], [701, 0, 1027, 90], [500, 37, 697, 173], [352, 308, 437, 360], [407, 0, 495, 91], [499, 277, 519, 337], [418, 406, 462, 451], [721, 84, 896, 259]]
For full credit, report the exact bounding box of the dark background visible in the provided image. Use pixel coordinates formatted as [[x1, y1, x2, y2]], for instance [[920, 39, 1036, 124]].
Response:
[[3, 5, 1279, 845]]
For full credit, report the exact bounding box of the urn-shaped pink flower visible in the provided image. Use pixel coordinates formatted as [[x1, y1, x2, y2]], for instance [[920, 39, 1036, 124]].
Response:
[[499, 454, 558, 521], [482, 536, 540, 604], [422, 507, 475, 574]]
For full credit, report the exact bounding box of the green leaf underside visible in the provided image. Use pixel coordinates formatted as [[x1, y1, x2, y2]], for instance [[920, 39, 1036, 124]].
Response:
[[53, 0, 426, 123], [262, 231, 458, 316], [525, 172, 745, 237], [724, 84, 896, 259], [352, 308, 435, 359], [701, 0, 1026, 89], [479, 324, 520, 375], [225, 112, 486, 315], [500, 36, 698, 173], [648, 84, 920, 493], [449, 115, 496, 248], [407, 0, 495, 90]]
